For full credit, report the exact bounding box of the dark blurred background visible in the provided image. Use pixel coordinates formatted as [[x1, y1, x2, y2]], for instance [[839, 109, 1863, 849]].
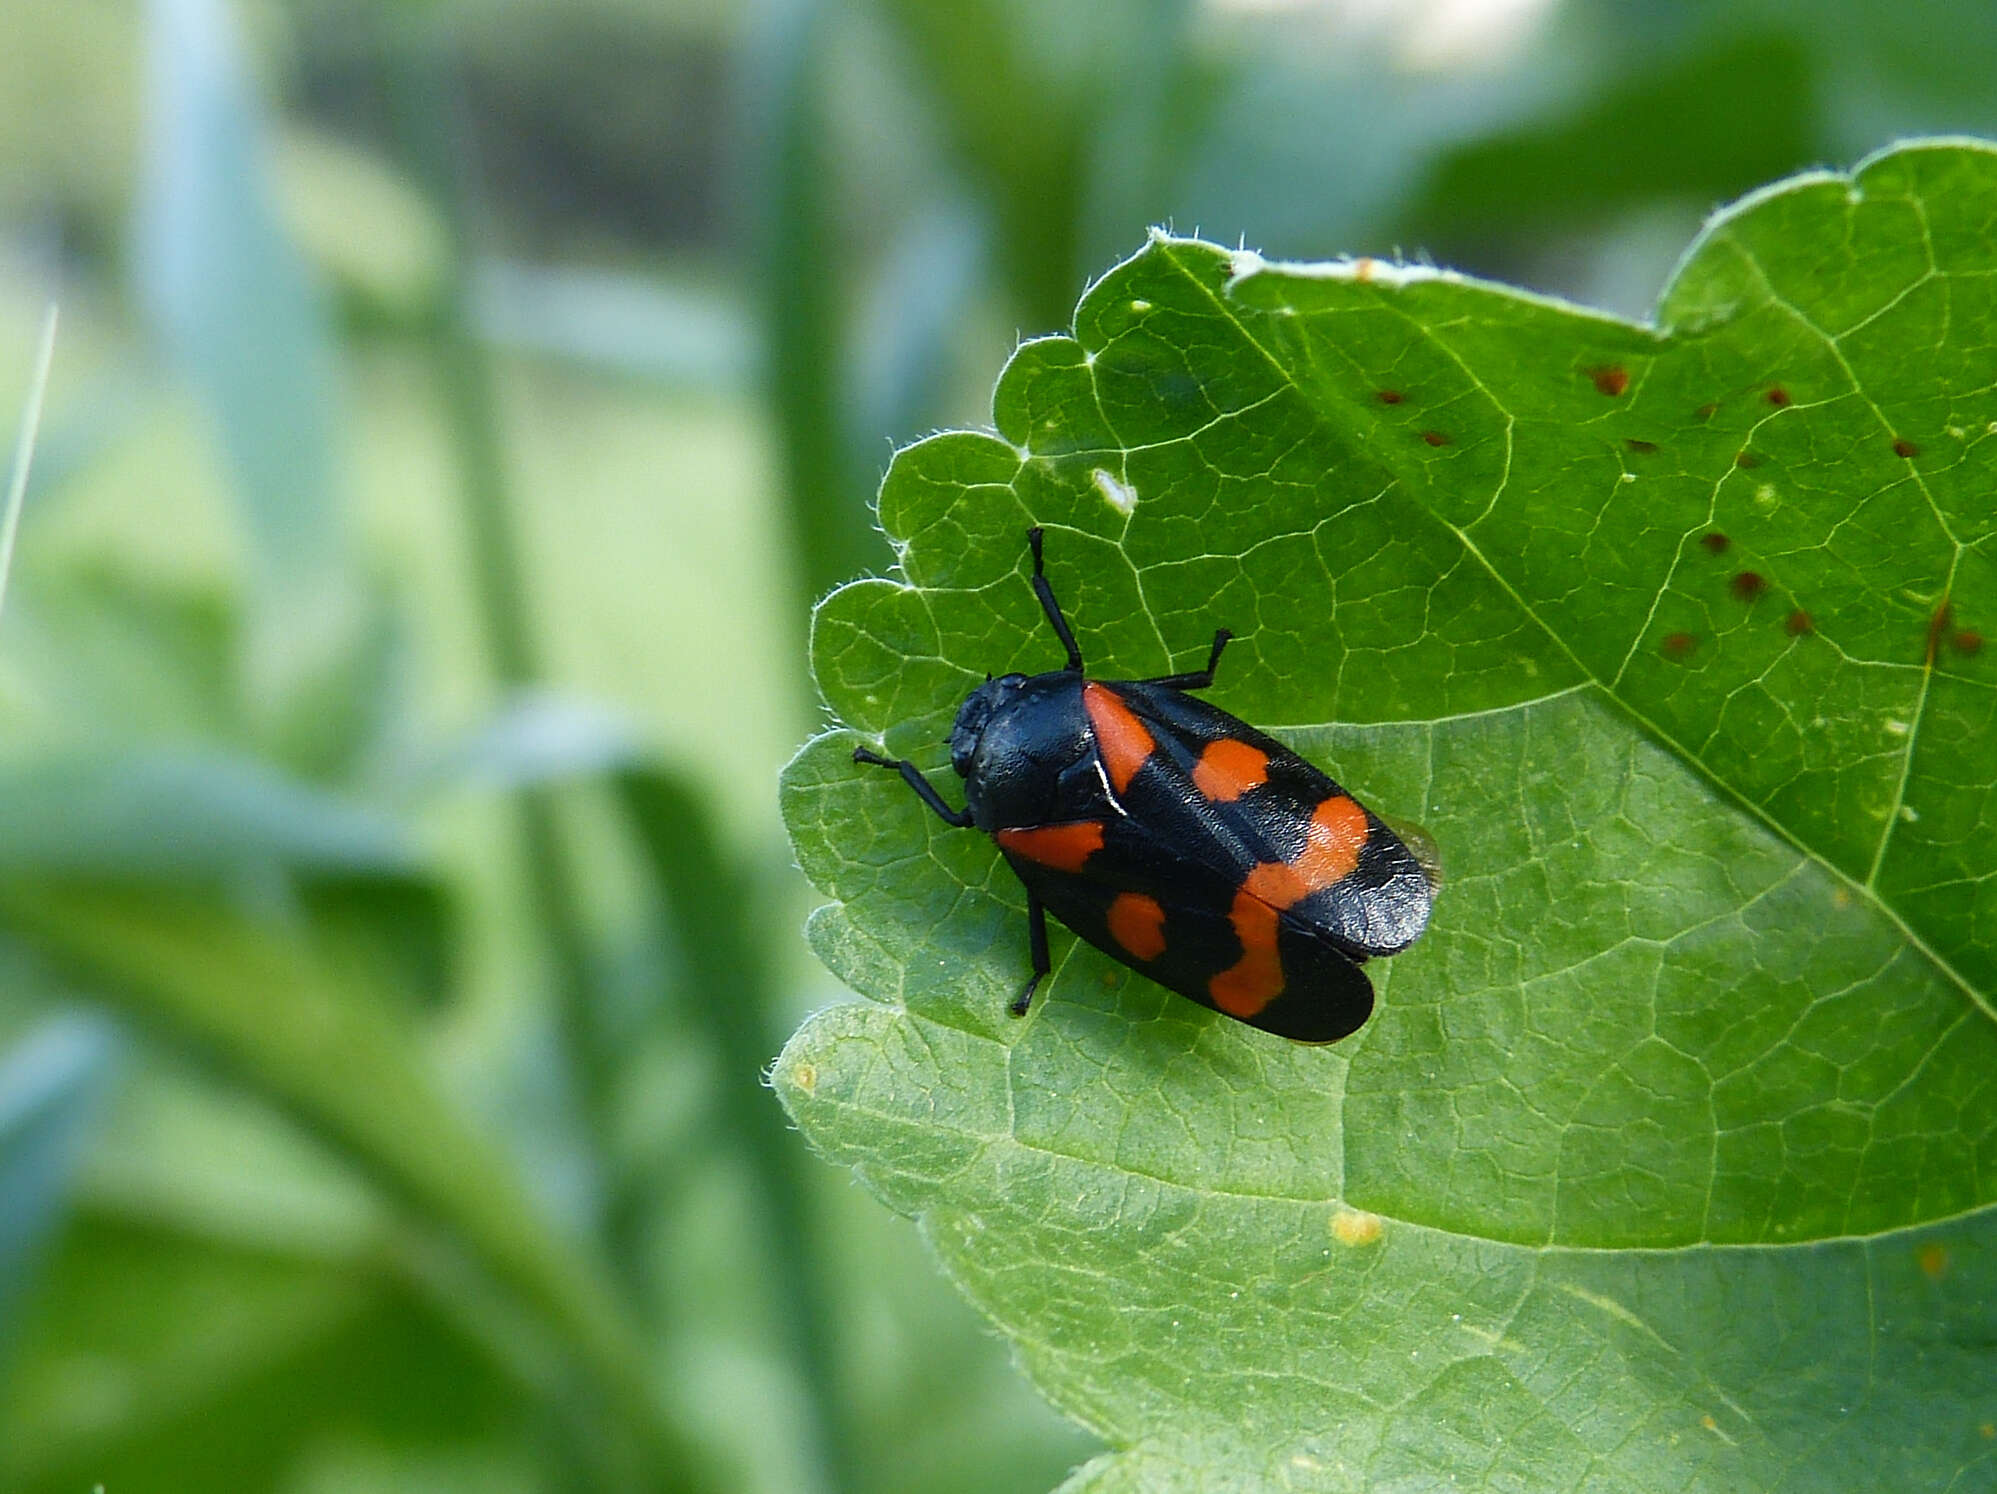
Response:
[[0, 1, 1991, 1490]]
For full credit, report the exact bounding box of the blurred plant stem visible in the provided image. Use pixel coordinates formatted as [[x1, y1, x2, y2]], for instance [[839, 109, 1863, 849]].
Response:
[[0, 305, 58, 624], [374, 20, 689, 1494], [375, 18, 614, 1172], [376, 12, 854, 1493], [616, 770, 854, 1494], [748, 0, 879, 622]]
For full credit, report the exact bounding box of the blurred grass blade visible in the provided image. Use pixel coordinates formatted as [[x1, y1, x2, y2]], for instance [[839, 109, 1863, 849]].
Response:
[[0, 751, 416, 879], [614, 768, 850, 1494], [0, 883, 706, 1490], [745, 0, 877, 621], [132, 0, 359, 707], [424, 692, 641, 792], [0, 1014, 117, 1368], [0, 305, 58, 625]]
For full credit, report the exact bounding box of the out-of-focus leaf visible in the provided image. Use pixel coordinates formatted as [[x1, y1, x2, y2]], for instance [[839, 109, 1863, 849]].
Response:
[[0, 750, 415, 879], [131, 0, 364, 726], [275, 125, 447, 327], [472, 262, 754, 389], [0, 1217, 539, 1494], [780, 142, 1997, 1488], [851, 197, 986, 451], [0, 1015, 116, 1367], [0, 304, 56, 626], [1405, 30, 1815, 244], [875, 0, 1200, 328], [426, 692, 641, 793], [0, 884, 692, 1484], [0, 748, 453, 1006]]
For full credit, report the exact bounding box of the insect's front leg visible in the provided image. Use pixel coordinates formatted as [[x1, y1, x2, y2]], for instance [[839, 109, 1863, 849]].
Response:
[[1009, 892, 1051, 1016], [852, 746, 974, 828]]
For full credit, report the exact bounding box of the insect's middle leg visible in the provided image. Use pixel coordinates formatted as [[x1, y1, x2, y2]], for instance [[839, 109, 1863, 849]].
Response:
[[1142, 628, 1232, 690], [1009, 892, 1051, 1016]]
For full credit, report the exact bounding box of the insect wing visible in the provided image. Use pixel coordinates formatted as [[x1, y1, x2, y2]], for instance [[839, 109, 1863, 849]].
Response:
[[1105, 680, 1435, 958], [1000, 818, 1375, 1044]]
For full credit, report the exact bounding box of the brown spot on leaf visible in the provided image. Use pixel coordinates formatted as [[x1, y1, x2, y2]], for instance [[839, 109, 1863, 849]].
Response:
[[1919, 1243, 1950, 1281], [1377, 389, 1404, 404], [1421, 430, 1449, 447], [1590, 365, 1630, 396], [1786, 609, 1813, 636], [1696, 401, 1719, 420], [1731, 571, 1768, 602], [1766, 386, 1791, 407], [1701, 533, 1732, 555], [1625, 437, 1658, 455], [1954, 629, 1983, 656], [1662, 632, 1697, 660], [1894, 437, 1919, 458], [1735, 450, 1761, 469]]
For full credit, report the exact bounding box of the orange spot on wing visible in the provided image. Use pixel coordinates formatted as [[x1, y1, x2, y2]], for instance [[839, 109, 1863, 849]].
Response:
[[1210, 796, 1370, 1018], [1106, 892, 1167, 961], [996, 821, 1104, 873], [1083, 682, 1156, 793], [1294, 796, 1368, 891], [1210, 890, 1284, 1016], [1192, 738, 1269, 803], [1242, 859, 1307, 910]]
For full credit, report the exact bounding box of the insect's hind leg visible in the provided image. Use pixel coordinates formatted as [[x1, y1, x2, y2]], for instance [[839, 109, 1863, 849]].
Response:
[[1009, 891, 1051, 1016], [852, 747, 974, 828], [1141, 628, 1232, 691], [1027, 527, 1084, 673]]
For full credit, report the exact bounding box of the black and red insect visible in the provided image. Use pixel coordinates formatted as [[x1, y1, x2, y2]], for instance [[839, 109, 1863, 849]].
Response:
[[853, 529, 1435, 1043]]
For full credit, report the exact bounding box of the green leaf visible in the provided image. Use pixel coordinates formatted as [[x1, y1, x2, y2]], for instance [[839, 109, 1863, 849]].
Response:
[[0, 884, 699, 1487], [1, 1216, 538, 1493], [779, 140, 1997, 1489], [0, 1015, 115, 1368], [132, 0, 367, 736]]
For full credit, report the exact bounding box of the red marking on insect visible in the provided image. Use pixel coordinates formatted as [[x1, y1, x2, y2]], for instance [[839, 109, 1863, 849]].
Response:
[[1210, 891, 1284, 1017], [1625, 438, 1658, 455], [1766, 386, 1791, 407], [1590, 366, 1630, 397], [1295, 796, 1367, 891], [1376, 389, 1404, 405], [1083, 683, 1156, 793], [1701, 533, 1732, 555], [1106, 892, 1168, 961], [1785, 609, 1813, 636], [997, 822, 1106, 873], [1893, 438, 1919, 458], [1421, 430, 1450, 447], [1735, 451, 1761, 469], [1662, 632, 1697, 660], [1731, 571, 1768, 602], [1954, 629, 1984, 656], [1192, 739, 1269, 803]]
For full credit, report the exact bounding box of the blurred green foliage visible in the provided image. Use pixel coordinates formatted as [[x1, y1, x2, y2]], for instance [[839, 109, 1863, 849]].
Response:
[[1, 0, 1995, 1490]]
